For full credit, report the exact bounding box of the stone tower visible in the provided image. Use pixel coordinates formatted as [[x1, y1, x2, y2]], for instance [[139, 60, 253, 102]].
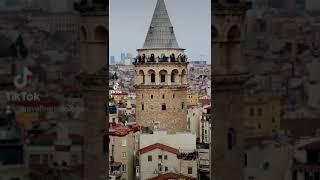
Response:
[[134, 0, 188, 133], [75, 1, 108, 180], [212, 0, 251, 180]]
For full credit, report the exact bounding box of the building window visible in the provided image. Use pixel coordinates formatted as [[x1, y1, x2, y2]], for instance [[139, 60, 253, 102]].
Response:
[[122, 152, 126, 158], [148, 155, 152, 162], [142, 104, 144, 111], [258, 108, 262, 116], [188, 167, 192, 174], [165, 166, 168, 172], [161, 74, 166, 82], [164, 155, 167, 160], [151, 73, 155, 83], [71, 154, 79, 165], [162, 104, 166, 111], [181, 102, 184, 109], [122, 139, 127, 146], [244, 153, 247, 166], [122, 164, 126, 172], [227, 128, 236, 150], [162, 94, 165, 99], [9, 178, 20, 180], [112, 118, 116, 123], [151, 95, 153, 99], [30, 154, 40, 165], [42, 154, 49, 165], [250, 108, 254, 116], [158, 155, 162, 159], [173, 94, 175, 98]]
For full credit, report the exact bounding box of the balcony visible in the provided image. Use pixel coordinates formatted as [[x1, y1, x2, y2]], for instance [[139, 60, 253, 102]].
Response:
[[132, 55, 188, 65]]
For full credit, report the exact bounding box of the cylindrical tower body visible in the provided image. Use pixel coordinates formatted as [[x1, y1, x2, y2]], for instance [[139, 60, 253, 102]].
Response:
[[134, 0, 189, 133]]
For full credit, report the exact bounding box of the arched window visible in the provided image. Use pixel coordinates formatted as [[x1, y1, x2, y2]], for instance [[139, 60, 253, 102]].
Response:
[[159, 70, 168, 83], [181, 69, 187, 84], [171, 69, 179, 83], [162, 94, 165, 99], [148, 69, 156, 83], [139, 70, 145, 84], [212, 26, 218, 40], [227, 128, 236, 150], [94, 26, 107, 42], [227, 25, 241, 41], [151, 95, 153, 99], [80, 26, 87, 41]]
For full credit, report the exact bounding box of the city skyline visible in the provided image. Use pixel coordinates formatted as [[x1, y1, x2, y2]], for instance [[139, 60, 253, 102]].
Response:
[[109, 0, 211, 64]]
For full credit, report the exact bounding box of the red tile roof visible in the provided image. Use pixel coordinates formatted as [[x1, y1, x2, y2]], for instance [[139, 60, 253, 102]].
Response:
[[244, 136, 273, 149], [299, 141, 320, 150], [281, 118, 320, 139], [138, 143, 179, 155], [29, 133, 83, 146], [148, 172, 197, 180]]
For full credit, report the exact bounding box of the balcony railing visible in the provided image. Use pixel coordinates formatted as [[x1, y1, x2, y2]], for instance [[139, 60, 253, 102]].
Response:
[[132, 55, 188, 65]]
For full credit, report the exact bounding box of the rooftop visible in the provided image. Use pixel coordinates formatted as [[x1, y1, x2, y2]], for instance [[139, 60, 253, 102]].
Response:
[[142, 0, 180, 49]]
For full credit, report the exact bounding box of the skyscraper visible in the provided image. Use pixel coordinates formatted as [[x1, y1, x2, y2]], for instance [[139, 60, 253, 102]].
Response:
[[134, 0, 188, 133], [110, 56, 115, 65]]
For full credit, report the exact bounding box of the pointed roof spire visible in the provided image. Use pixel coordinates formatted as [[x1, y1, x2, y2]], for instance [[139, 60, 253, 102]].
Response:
[[143, 0, 179, 49]]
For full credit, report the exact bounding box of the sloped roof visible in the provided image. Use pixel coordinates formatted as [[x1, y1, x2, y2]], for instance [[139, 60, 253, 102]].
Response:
[[142, 0, 179, 49], [148, 172, 197, 180], [138, 143, 179, 155]]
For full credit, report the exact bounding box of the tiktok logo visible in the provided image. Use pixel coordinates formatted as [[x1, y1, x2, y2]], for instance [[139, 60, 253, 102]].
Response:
[[14, 67, 32, 89]]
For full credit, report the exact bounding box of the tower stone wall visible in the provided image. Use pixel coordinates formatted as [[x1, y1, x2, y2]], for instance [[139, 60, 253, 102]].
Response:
[[75, 1, 108, 180], [212, 1, 251, 180], [134, 0, 188, 133]]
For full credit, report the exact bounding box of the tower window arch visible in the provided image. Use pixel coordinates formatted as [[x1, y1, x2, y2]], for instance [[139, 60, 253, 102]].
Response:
[[159, 70, 168, 83], [94, 25, 107, 42], [227, 128, 236, 150], [80, 26, 87, 41], [171, 69, 179, 83], [227, 25, 241, 41], [139, 70, 145, 84], [148, 69, 156, 83], [212, 26, 218, 40], [181, 69, 187, 84]]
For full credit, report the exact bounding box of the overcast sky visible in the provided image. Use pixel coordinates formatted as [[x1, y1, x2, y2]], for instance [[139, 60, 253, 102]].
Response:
[[109, 0, 211, 63]]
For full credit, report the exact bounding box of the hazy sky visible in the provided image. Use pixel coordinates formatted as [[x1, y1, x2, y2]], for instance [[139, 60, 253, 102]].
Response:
[[109, 0, 211, 63]]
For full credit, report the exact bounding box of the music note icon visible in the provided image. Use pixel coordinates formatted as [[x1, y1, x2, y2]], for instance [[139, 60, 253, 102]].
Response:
[[14, 67, 32, 89]]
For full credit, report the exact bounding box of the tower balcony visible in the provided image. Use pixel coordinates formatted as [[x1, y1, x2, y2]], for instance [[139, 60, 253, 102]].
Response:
[[132, 55, 188, 65]]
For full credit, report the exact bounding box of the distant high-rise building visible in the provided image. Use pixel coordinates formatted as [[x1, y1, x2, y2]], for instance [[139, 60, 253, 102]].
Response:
[[126, 53, 133, 58], [110, 56, 115, 65], [120, 52, 126, 62]]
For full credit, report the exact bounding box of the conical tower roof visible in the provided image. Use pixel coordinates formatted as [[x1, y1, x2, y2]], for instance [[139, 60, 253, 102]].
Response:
[[142, 0, 179, 49]]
